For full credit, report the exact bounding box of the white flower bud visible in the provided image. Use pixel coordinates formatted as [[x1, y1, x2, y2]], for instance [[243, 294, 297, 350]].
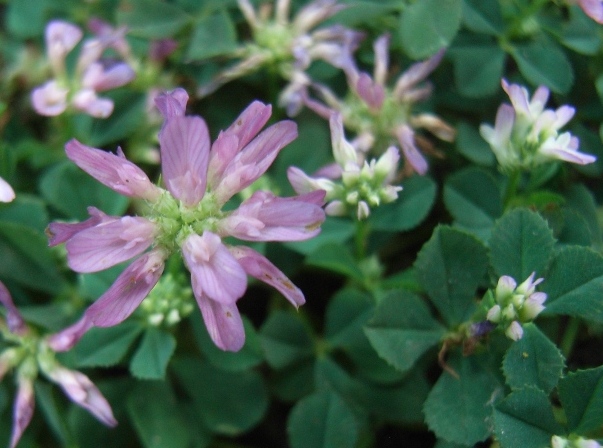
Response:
[[495, 275, 516, 301], [166, 309, 181, 325], [357, 201, 370, 220], [551, 435, 569, 448], [502, 304, 517, 320], [520, 292, 547, 321], [486, 305, 502, 323], [148, 313, 164, 326], [506, 321, 524, 341]]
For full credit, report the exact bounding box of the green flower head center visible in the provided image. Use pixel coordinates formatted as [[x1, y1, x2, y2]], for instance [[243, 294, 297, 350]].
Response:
[[340, 168, 392, 208], [341, 89, 411, 151], [505, 116, 558, 170], [252, 22, 297, 67], [147, 190, 225, 252]]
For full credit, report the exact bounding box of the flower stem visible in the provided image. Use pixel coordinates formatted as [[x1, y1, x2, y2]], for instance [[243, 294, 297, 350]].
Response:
[[560, 317, 580, 359], [354, 218, 370, 260], [503, 170, 521, 206]]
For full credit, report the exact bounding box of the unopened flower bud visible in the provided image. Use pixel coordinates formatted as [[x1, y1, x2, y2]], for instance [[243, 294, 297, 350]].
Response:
[[357, 201, 370, 219], [506, 321, 524, 341], [486, 305, 502, 323], [520, 292, 547, 321], [502, 304, 517, 320], [512, 293, 525, 308], [552, 436, 569, 448], [495, 275, 516, 300]]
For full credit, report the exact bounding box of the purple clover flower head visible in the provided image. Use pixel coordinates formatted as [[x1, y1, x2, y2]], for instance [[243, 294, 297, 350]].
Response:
[[302, 34, 453, 175], [0, 281, 117, 447], [0, 176, 15, 203], [480, 79, 596, 170], [197, 0, 362, 101], [31, 19, 135, 118], [48, 88, 326, 352], [288, 113, 401, 219]]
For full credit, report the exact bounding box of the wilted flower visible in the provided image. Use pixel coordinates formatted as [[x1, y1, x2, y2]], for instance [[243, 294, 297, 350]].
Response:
[[47, 88, 325, 352], [31, 20, 135, 118], [197, 0, 363, 109], [288, 113, 402, 219], [0, 281, 116, 448], [302, 34, 454, 175], [485, 272, 547, 341], [480, 79, 596, 171], [0, 176, 15, 202]]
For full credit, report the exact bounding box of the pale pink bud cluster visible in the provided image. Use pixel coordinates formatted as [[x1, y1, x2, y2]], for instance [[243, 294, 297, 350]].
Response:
[[480, 79, 596, 171], [486, 272, 547, 341], [301, 34, 454, 175], [0, 281, 116, 448], [47, 88, 326, 352], [31, 20, 135, 118], [288, 113, 402, 219]]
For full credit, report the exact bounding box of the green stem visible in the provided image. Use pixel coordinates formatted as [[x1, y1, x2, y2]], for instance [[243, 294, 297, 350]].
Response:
[[503, 170, 521, 206], [354, 218, 370, 260], [560, 317, 580, 359]]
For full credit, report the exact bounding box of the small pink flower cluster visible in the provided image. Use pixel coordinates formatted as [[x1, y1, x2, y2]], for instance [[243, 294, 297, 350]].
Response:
[[31, 20, 135, 118]]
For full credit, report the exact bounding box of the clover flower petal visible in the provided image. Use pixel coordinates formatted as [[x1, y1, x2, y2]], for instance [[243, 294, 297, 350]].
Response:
[[159, 116, 210, 206], [65, 140, 162, 201]]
